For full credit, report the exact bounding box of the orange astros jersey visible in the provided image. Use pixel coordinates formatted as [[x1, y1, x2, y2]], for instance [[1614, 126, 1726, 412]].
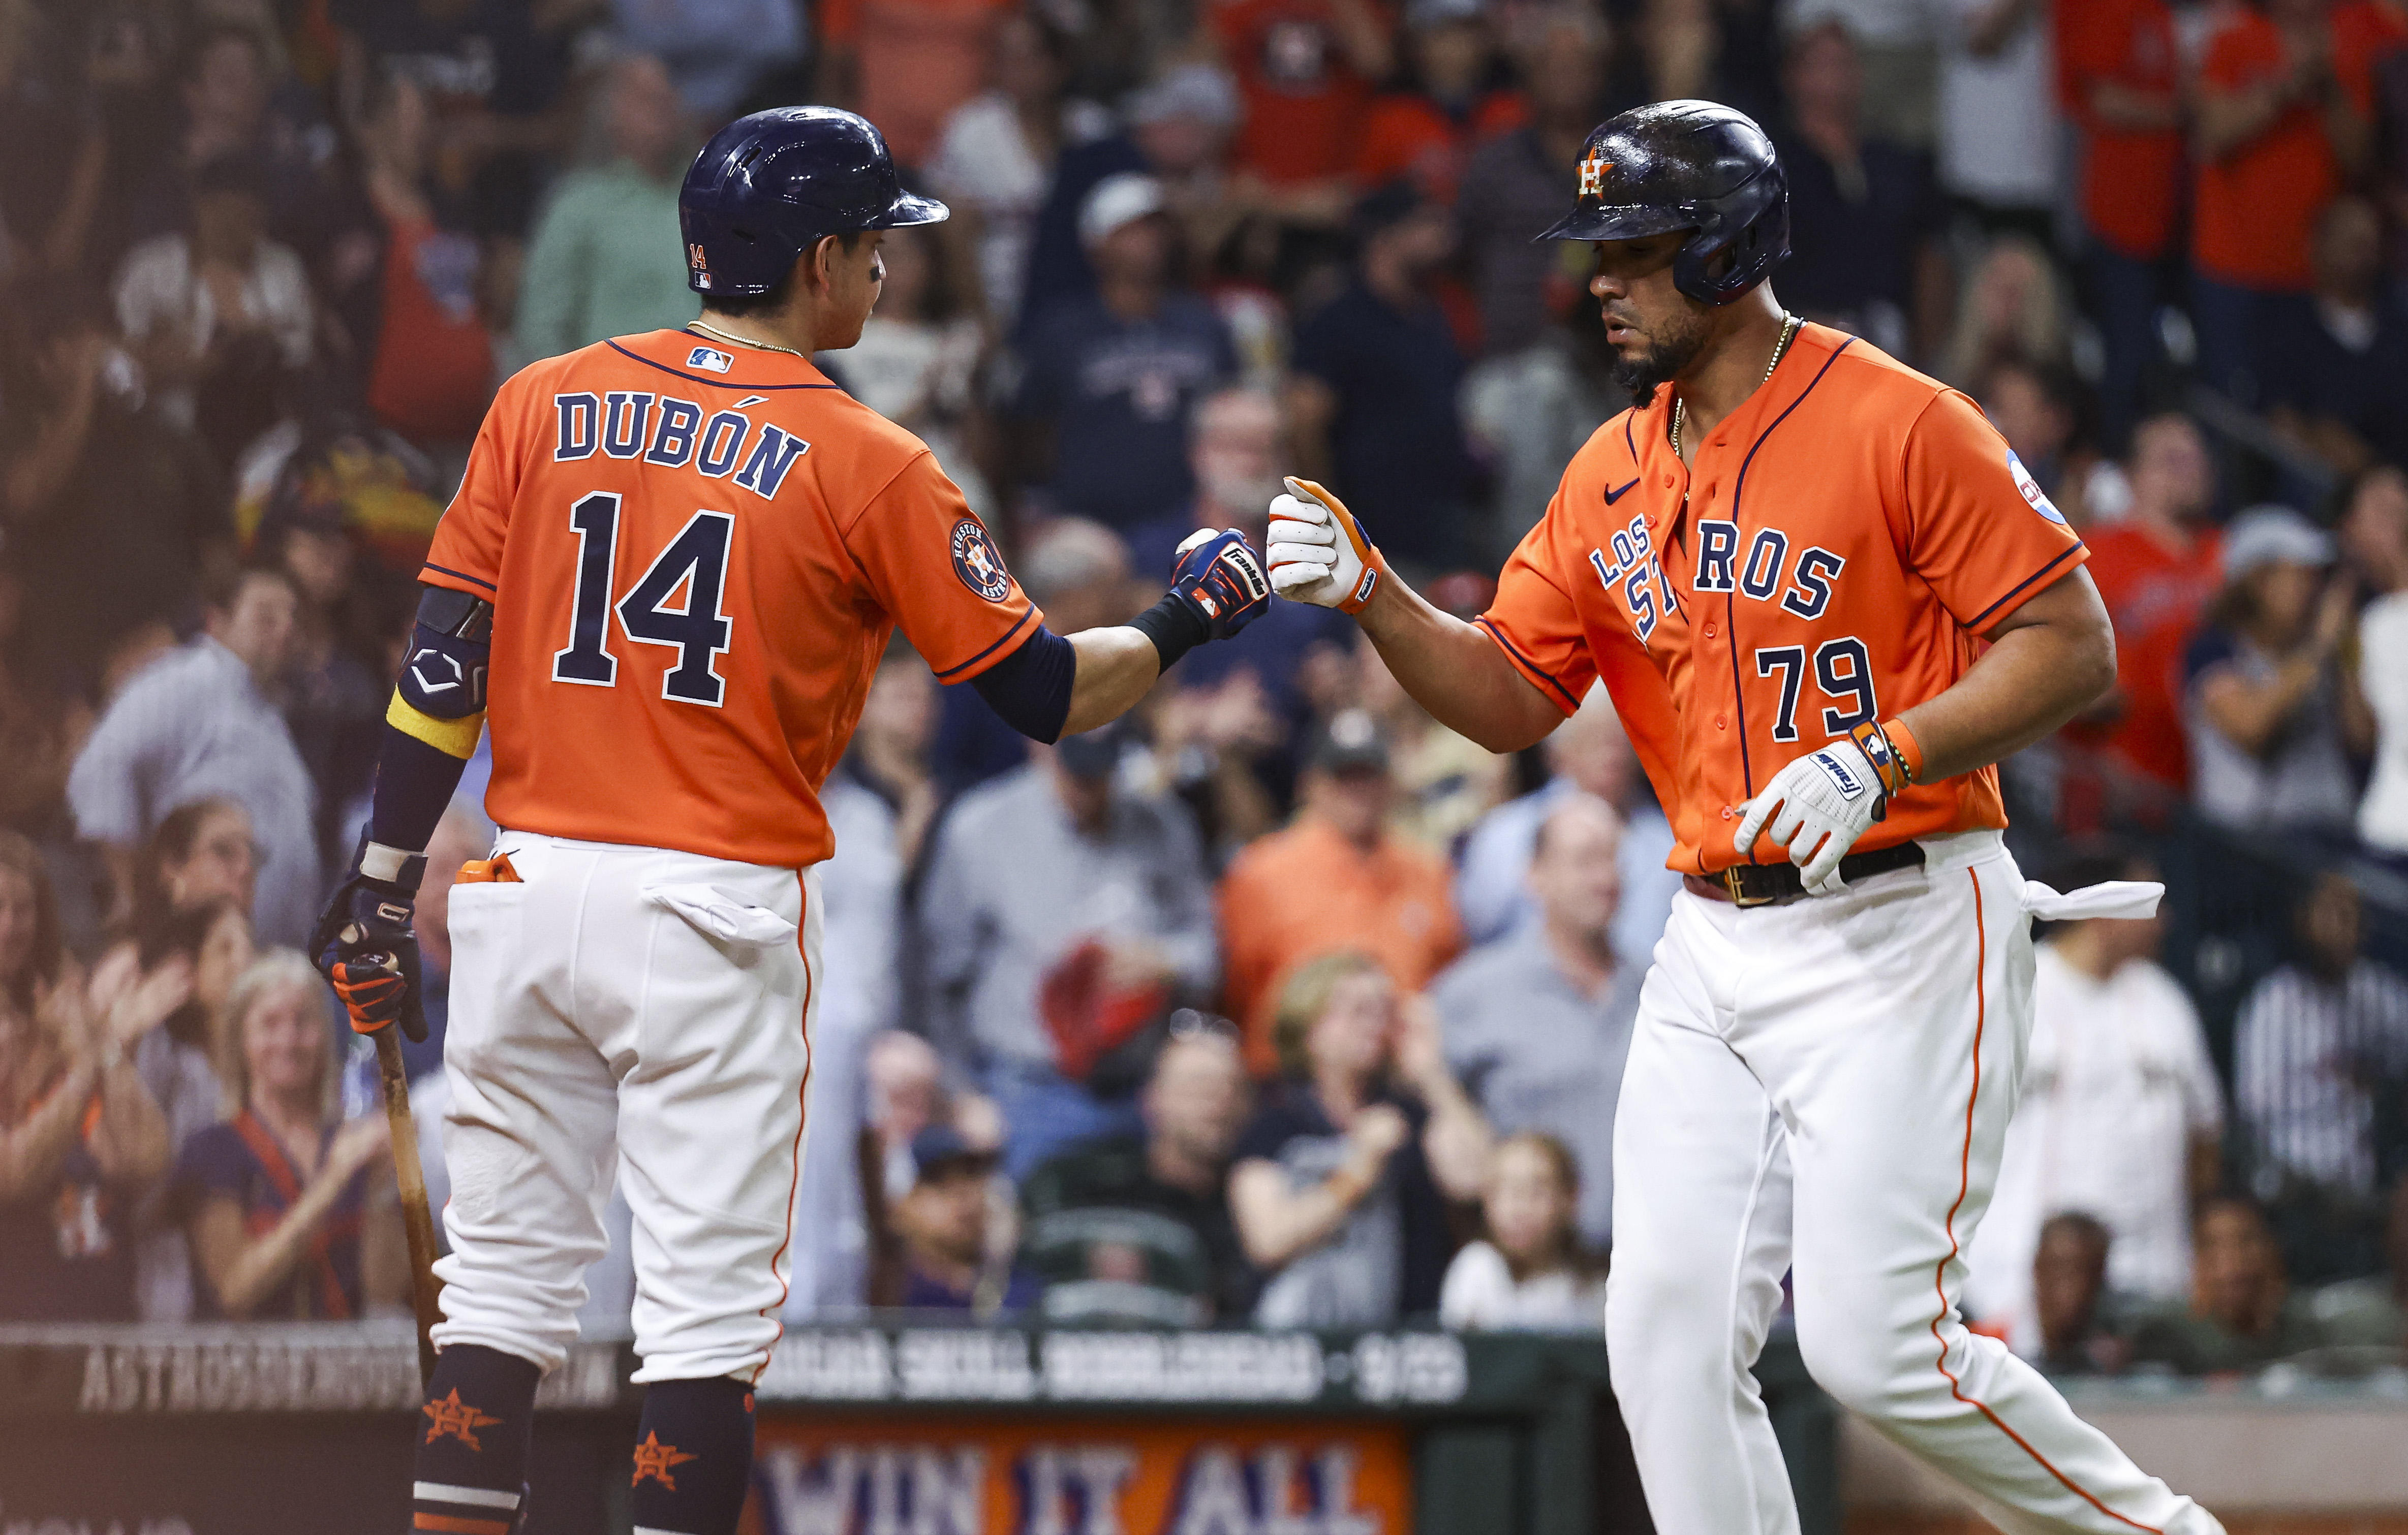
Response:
[[1478, 322, 2087, 876], [422, 328, 1040, 868]]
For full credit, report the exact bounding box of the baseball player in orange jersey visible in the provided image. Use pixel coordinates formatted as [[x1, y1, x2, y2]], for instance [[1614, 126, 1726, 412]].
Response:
[[1267, 102, 2224, 1533], [307, 108, 1270, 1535]]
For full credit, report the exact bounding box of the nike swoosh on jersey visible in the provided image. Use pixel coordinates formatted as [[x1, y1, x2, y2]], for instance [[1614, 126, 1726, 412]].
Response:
[[1602, 477, 1640, 505]]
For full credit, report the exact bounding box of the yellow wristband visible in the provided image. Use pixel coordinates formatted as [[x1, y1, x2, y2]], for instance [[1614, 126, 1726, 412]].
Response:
[[386, 691, 485, 760]]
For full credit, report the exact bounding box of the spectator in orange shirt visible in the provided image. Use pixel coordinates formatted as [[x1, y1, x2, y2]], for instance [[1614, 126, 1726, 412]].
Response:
[[1217, 709, 1464, 1075], [1353, 0, 1527, 204], [2191, 0, 2380, 409], [2053, 0, 2184, 452], [819, 0, 1017, 168], [2335, 0, 2408, 80], [2076, 414, 2222, 813], [1209, 0, 1396, 220]]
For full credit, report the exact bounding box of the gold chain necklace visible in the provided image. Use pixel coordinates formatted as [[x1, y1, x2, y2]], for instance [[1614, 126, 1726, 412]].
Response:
[[1671, 312, 1801, 459], [686, 319, 811, 360]]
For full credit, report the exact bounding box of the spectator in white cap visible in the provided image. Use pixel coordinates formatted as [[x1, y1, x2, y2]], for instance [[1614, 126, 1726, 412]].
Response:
[[1009, 172, 1238, 530], [1018, 63, 1244, 329], [1078, 172, 1167, 249], [2182, 507, 2375, 836]]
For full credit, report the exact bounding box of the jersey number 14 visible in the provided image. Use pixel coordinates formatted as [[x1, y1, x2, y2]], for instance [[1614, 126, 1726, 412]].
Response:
[[551, 491, 734, 706]]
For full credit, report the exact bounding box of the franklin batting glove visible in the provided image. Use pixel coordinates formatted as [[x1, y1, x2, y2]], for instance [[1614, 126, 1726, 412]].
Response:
[[1733, 735, 1888, 896], [310, 831, 430, 1041], [1265, 477, 1386, 613], [1169, 527, 1272, 640]]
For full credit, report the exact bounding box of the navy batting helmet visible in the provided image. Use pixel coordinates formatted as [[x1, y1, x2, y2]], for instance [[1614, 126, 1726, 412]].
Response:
[[680, 106, 948, 298], [1535, 100, 1787, 307]]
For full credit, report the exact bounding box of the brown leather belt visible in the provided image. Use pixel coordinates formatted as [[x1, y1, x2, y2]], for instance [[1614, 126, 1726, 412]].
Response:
[[1686, 842, 1927, 908]]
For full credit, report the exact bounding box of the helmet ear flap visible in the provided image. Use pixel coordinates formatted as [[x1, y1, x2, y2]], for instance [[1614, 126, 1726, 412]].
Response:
[[1666, 169, 1788, 306]]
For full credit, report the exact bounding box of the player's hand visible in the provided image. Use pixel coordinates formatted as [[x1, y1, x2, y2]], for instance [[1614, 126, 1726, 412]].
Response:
[[1266, 477, 1385, 613], [1733, 736, 1887, 896], [1168, 527, 1272, 640], [310, 835, 428, 1042]]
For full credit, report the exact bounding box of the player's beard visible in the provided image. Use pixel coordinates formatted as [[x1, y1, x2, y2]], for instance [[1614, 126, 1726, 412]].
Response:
[[1608, 308, 1714, 409]]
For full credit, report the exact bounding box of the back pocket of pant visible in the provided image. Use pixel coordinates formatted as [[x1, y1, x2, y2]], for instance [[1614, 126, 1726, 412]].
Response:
[[642, 882, 798, 956]]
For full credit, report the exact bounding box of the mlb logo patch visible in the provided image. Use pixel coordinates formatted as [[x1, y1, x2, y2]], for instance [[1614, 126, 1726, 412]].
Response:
[[688, 346, 734, 373]]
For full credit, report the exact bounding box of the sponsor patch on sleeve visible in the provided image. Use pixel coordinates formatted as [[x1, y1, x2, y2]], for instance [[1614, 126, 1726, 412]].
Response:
[[2006, 450, 2067, 526]]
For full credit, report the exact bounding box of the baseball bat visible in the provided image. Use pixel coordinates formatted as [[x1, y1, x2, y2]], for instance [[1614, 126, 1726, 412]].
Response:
[[373, 1024, 444, 1387]]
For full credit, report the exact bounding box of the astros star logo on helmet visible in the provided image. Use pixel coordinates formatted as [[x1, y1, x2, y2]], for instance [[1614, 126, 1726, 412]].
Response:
[[1579, 147, 1613, 199]]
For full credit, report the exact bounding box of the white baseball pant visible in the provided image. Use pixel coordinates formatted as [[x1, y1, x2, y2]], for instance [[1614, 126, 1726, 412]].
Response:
[[431, 831, 821, 1385], [1607, 831, 2218, 1535]]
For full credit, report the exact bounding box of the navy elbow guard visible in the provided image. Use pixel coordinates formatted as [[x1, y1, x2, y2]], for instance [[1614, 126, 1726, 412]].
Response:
[[397, 585, 493, 720], [971, 624, 1077, 743]]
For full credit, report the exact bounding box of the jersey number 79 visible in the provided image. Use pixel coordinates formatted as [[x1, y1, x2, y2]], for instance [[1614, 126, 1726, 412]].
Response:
[[551, 491, 735, 707], [1752, 638, 1876, 742]]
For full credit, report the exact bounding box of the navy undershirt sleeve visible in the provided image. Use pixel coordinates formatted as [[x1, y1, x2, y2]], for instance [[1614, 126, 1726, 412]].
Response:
[[367, 727, 473, 852], [970, 624, 1077, 744]]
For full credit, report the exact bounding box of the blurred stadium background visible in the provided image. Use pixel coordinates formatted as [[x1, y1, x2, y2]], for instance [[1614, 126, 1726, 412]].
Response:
[[3, 0, 2408, 1529]]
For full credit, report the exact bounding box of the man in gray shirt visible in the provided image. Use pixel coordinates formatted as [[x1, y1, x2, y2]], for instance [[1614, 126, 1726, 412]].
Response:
[[1430, 792, 1640, 1251], [68, 563, 319, 946], [919, 725, 1217, 1179], [1454, 688, 1683, 967]]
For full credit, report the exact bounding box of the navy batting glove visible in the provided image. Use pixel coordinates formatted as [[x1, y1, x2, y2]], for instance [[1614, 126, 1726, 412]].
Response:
[[1169, 528, 1272, 641], [310, 832, 429, 1042]]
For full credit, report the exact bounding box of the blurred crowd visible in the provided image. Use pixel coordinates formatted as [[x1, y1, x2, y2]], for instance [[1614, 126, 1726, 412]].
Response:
[[3, 0, 2408, 1389]]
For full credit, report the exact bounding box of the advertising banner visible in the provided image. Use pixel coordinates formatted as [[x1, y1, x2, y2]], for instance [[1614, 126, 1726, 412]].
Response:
[[747, 1414, 1414, 1535]]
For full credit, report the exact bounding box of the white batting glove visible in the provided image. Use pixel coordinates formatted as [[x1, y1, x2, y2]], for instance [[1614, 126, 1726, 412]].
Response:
[[1733, 736, 1887, 895], [1265, 477, 1385, 613]]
